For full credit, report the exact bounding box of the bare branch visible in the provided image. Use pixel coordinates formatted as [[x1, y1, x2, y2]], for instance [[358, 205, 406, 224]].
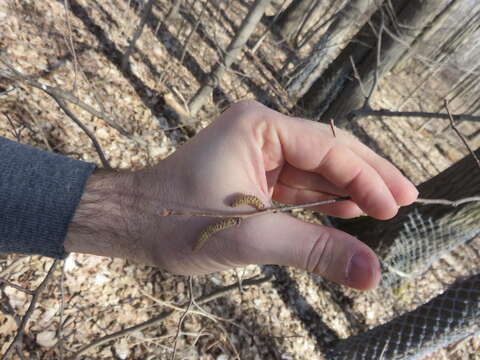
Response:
[[57, 260, 67, 360], [15, 347, 26, 360], [0, 86, 16, 98], [160, 197, 351, 219], [62, 0, 79, 92], [180, 4, 206, 65], [71, 275, 272, 358], [0, 257, 27, 278], [188, 0, 272, 116], [0, 289, 22, 326], [0, 55, 111, 168], [416, 197, 480, 207], [162, 194, 480, 222], [0, 279, 34, 296], [349, 56, 368, 101], [122, 0, 156, 70], [363, 11, 384, 109], [0, 55, 130, 137], [3, 113, 25, 142], [165, 0, 182, 22], [53, 97, 111, 169], [348, 108, 480, 122], [1, 260, 59, 360], [170, 276, 193, 360], [444, 99, 480, 172]]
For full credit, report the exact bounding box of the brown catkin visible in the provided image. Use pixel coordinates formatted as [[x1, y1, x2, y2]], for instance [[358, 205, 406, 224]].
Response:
[[231, 194, 265, 210], [193, 217, 241, 252]]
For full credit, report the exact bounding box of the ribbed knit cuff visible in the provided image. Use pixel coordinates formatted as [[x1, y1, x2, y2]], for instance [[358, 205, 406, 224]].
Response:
[[0, 137, 96, 258]]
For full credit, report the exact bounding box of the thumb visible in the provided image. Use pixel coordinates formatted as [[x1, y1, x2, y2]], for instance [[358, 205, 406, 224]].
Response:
[[238, 214, 381, 290]]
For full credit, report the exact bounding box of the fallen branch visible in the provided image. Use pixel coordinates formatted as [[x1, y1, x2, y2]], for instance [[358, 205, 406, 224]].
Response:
[[1, 260, 59, 360], [348, 108, 480, 122], [71, 275, 272, 358]]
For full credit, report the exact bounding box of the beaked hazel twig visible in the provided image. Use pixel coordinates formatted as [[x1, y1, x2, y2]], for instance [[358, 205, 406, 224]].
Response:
[[168, 193, 480, 252], [161, 197, 351, 220], [160, 196, 480, 221]]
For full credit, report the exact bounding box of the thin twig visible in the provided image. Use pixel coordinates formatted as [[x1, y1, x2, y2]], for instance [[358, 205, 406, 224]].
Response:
[[0, 55, 129, 137], [444, 99, 480, 172], [138, 289, 218, 319], [180, 4, 206, 65], [0, 86, 16, 96], [161, 195, 480, 220], [53, 97, 111, 169], [15, 348, 26, 360], [348, 108, 480, 122], [252, 0, 289, 53], [364, 11, 384, 109], [161, 197, 351, 219], [329, 118, 336, 137], [122, 0, 156, 70], [0, 257, 26, 278], [0, 279, 34, 296], [234, 268, 244, 293], [350, 56, 368, 100], [57, 260, 67, 360], [171, 276, 193, 360], [62, 0, 79, 92], [1, 50, 111, 166], [0, 289, 22, 326], [4, 113, 25, 141], [138, 284, 301, 341], [1, 260, 59, 360], [415, 197, 480, 207], [165, 0, 182, 22], [71, 275, 272, 358]]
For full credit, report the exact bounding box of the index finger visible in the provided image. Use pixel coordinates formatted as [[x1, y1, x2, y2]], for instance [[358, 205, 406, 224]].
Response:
[[270, 115, 403, 219]]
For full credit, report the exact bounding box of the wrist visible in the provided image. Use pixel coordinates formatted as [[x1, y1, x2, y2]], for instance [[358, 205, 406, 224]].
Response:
[[64, 169, 146, 261]]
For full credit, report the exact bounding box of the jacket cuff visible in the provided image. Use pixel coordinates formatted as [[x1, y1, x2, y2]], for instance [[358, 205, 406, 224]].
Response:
[[0, 137, 96, 258]]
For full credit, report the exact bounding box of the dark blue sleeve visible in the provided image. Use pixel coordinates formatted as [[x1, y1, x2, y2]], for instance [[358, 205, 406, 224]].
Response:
[[0, 137, 95, 258]]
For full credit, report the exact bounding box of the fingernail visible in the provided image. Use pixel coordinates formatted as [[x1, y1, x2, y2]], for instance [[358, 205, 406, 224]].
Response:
[[346, 252, 375, 288]]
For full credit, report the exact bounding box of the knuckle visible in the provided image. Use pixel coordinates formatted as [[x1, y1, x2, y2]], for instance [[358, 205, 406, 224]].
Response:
[[232, 99, 262, 110], [305, 231, 334, 275], [228, 100, 263, 121]]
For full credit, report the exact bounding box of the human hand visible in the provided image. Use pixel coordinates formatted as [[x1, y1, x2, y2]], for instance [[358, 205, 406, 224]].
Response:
[[65, 101, 418, 290]]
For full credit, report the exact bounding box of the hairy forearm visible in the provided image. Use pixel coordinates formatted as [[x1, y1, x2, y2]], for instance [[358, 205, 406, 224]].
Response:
[[64, 169, 147, 261]]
